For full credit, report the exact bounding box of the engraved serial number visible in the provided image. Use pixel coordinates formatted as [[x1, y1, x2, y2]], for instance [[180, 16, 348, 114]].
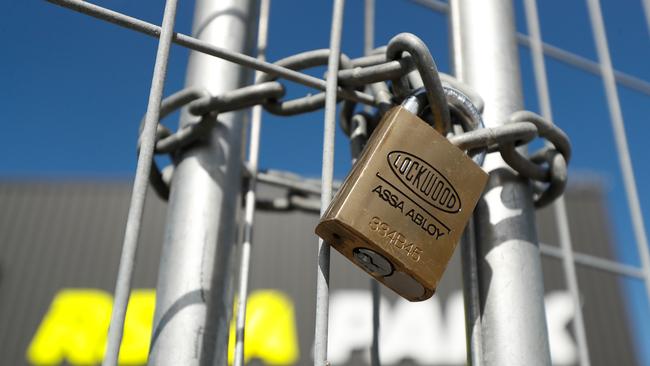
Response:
[[368, 216, 422, 262]]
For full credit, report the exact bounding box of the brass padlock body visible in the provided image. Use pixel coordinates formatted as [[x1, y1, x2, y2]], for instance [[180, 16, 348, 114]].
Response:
[[316, 106, 488, 301]]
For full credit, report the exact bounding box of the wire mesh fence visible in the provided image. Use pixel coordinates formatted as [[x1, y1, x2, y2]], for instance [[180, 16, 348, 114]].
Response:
[[3, 0, 650, 365]]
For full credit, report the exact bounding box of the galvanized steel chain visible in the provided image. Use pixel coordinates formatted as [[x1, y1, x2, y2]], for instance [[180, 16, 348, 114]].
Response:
[[139, 32, 571, 208]]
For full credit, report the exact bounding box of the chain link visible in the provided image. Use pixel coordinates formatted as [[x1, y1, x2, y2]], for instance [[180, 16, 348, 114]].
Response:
[[137, 87, 209, 199], [386, 33, 451, 134], [257, 49, 354, 116], [137, 33, 571, 209], [500, 110, 572, 181]]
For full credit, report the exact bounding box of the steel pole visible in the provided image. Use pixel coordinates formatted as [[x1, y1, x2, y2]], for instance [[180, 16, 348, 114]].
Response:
[[148, 0, 260, 365], [450, 1, 552, 365]]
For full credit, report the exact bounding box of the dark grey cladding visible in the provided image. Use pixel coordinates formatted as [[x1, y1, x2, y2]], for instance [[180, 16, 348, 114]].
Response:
[[0, 180, 639, 365]]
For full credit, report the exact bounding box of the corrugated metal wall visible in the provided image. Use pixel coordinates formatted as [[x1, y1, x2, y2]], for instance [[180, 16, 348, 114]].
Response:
[[537, 185, 639, 366], [0, 180, 637, 365]]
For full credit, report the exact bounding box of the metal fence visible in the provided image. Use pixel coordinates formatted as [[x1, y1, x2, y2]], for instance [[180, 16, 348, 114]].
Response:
[[44, 0, 650, 365]]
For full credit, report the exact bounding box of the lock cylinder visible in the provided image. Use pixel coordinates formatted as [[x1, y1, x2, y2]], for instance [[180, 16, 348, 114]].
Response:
[[316, 88, 488, 301]]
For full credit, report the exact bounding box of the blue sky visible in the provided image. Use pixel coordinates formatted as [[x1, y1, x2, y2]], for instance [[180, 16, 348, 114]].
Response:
[[2, 0, 650, 364]]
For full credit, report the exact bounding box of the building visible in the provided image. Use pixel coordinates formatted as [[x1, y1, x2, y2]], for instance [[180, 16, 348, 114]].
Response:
[[0, 179, 638, 365]]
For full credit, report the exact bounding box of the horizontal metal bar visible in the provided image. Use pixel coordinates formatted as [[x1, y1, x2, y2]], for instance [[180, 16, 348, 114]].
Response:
[[46, 0, 378, 107], [255, 171, 646, 283], [411, 0, 650, 97], [540, 243, 645, 279], [256, 170, 338, 196], [516, 34, 650, 96], [409, 0, 450, 13]]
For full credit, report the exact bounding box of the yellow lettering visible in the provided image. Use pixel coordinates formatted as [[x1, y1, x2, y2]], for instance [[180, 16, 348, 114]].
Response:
[[118, 290, 156, 365], [27, 289, 297, 365], [27, 289, 113, 365], [228, 290, 299, 365]]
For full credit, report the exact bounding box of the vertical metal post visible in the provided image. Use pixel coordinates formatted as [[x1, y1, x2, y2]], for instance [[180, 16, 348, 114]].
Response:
[[523, 0, 591, 365], [233, 0, 270, 365], [642, 0, 650, 35], [450, 0, 552, 365], [450, 6, 483, 364], [364, 0, 374, 57], [459, 221, 483, 366], [314, 0, 345, 365], [148, 0, 260, 365], [586, 0, 650, 311], [102, 0, 179, 364], [363, 1, 381, 365]]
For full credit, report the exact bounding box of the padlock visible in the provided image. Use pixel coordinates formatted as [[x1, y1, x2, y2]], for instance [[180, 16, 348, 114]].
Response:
[[315, 88, 488, 301]]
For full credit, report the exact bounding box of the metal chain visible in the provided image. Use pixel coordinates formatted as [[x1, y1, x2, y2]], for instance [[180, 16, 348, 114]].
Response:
[[137, 33, 571, 209], [257, 49, 355, 116], [45, 0, 569, 207]]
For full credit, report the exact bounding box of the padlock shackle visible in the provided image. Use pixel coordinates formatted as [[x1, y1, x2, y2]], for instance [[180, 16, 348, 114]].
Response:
[[444, 86, 487, 167], [402, 86, 487, 167], [386, 33, 452, 135], [400, 88, 430, 116]]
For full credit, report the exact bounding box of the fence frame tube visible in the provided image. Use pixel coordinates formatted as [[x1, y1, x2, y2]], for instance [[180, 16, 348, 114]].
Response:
[[450, 0, 552, 364], [148, 0, 260, 364]]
